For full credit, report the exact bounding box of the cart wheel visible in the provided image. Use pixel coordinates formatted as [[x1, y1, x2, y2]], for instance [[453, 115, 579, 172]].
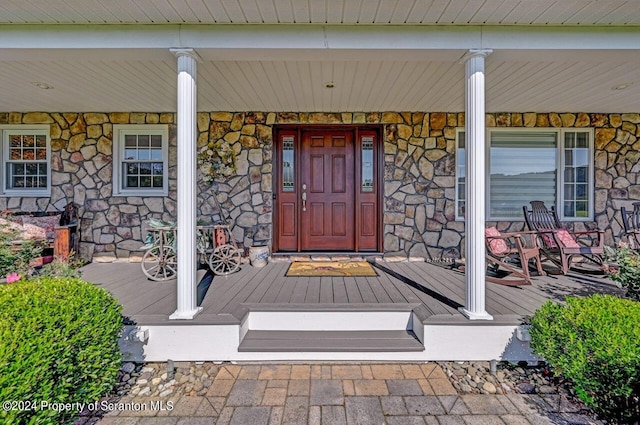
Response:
[[209, 244, 241, 275], [141, 246, 177, 281]]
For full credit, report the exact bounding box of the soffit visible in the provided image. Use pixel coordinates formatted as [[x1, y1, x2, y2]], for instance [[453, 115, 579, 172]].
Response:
[[0, 4, 638, 114], [1, 49, 638, 113], [1, 0, 639, 25]]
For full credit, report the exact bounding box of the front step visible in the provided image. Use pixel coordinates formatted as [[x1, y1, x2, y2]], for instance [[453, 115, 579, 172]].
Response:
[[239, 330, 424, 352], [236, 305, 425, 353]]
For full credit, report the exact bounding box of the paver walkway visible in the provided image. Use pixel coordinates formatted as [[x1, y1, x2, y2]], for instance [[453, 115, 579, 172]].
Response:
[[95, 363, 600, 425]]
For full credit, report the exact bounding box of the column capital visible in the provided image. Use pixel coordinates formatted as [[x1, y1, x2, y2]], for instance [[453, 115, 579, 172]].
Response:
[[460, 49, 493, 63], [170, 47, 202, 62]]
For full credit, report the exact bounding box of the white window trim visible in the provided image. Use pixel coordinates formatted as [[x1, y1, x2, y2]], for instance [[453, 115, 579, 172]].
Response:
[[558, 128, 595, 221], [112, 124, 169, 197], [455, 127, 595, 222], [0, 124, 51, 197]]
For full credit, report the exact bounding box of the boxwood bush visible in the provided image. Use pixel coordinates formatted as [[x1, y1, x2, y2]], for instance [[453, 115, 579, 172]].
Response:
[[0, 277, 123, 425], [530, 295, 640, 423]]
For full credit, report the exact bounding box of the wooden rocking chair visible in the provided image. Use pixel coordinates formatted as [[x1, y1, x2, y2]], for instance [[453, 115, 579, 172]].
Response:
[[621, 202, 640, 250], [484, 227, 545, 286], [523, 201, 604, 274]]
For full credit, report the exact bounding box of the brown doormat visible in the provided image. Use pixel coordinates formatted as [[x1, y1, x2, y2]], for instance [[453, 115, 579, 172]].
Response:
[[286, 261, 377, 277]]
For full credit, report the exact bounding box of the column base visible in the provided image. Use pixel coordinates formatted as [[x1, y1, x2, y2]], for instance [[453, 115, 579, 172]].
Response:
[[458, 307, 494, 321], [169, 306, 203, 320]]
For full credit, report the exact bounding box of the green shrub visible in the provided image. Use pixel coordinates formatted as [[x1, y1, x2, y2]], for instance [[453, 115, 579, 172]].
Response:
[[605, 244, 640, 301], [0, 277, 123, 425], [530, 295, 640, 423], [37, 255, 84, 279]]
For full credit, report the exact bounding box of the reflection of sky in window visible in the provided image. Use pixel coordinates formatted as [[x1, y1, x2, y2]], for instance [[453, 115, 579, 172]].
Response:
[[362, 138, 374, 190], [566, 149, 589, 168], [489, 143, 557, 218], [490, 148, 556, 176], [457, 151, 465, 176]]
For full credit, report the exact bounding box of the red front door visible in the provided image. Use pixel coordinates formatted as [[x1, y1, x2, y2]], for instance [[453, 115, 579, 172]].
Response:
[[300, 130, 355, 251], [274, 125, 380, 253]]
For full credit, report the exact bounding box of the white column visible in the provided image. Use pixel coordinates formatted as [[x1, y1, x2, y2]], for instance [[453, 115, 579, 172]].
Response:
[[459, 49, 493, 321], [169, 48, 202, 320]]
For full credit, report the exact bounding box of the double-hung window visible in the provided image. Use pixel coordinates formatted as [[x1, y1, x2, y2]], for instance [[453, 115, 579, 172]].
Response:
[[0, 125, 51, 196], [456, 128, 593, 221], [112, 125, 168, 196]]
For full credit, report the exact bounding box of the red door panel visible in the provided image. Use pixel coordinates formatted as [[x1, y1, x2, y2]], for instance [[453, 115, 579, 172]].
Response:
[[300, 131, 355, 251], [280, 203, 296, 236]]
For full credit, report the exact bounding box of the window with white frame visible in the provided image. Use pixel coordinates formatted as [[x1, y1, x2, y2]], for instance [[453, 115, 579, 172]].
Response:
[[455, 128, 593, 221], [113, 125, 168, 196], [1, 125, 51, 196]]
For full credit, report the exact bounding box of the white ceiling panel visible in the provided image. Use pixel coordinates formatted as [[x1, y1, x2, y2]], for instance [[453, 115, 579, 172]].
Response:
[[0, 0, 639, 115], [2, 53, 637, 113], [1, 1, 640, 25]]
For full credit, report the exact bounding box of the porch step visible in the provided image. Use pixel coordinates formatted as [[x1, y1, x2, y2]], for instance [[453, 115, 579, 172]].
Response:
[[238, 330, 424, 352]]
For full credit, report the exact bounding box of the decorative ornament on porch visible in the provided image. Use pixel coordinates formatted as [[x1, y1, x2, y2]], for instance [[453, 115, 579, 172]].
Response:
[[197, 140, 237, 184]]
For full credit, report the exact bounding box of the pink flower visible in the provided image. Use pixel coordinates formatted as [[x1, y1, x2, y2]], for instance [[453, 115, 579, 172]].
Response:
[[6, 272, 21, 283]]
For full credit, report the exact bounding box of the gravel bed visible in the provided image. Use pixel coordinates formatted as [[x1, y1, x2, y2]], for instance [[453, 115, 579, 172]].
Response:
[[438, 360, 596, 417], [438, 360, 562, 395]]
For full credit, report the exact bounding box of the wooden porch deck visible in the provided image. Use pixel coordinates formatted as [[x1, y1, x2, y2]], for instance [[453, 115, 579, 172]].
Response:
[[81, 259, 625, 326]]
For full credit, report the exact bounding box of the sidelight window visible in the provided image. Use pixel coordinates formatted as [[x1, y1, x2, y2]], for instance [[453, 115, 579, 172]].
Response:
[[361, 137, 374, 192], [282, 137, 294, 192]]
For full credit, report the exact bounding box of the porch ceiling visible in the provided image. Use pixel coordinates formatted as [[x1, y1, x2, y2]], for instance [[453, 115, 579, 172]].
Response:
[[2, 48, 639, 113], [0, 1, 639, 114], [1, 0, 639, 25]]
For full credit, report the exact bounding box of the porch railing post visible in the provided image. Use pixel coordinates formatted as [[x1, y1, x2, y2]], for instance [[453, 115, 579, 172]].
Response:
[[169, 48, 202, 320], [460, 49, 494, 321]]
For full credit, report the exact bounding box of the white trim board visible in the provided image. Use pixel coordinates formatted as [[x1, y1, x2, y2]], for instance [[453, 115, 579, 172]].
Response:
[[1, 24, 640, 53], [121, 322, 539, 363]]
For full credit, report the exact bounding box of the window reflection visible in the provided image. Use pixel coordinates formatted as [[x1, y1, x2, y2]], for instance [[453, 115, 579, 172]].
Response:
[[5, 132, 48, 190], [563, 131, 590, 218], [122, 132, 165, 190], [362, 137, 374, 192]]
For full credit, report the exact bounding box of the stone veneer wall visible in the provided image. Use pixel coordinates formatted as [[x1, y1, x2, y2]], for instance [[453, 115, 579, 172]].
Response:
[[1, 111, 639, 261]]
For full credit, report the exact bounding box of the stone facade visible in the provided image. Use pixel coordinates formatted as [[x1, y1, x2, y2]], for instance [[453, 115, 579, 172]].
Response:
[[1, 111, 639, 261]]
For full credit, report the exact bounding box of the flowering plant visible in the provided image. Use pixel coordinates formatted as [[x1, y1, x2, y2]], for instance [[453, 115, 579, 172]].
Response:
[[198, 140, 237, 184], [6, 272, 21, 283], [603, 242, 640, 301]]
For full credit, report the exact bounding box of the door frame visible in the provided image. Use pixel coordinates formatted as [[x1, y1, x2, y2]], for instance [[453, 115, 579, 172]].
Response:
[[272, 124, 384, 253]]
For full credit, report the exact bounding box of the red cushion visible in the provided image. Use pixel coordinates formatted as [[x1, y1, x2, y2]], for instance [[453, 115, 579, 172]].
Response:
[[539, 228, 580, 248], [485, 226, 509, 255], [556, 229, 580, 248], [539, 228, 557, 247]]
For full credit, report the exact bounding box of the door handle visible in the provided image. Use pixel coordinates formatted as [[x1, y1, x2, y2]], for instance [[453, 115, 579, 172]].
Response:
[[302, 183, 307, 211]]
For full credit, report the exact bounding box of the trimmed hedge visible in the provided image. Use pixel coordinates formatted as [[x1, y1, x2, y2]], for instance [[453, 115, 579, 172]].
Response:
[[0, 277, 123, 425], [530, 295, 640, 423]]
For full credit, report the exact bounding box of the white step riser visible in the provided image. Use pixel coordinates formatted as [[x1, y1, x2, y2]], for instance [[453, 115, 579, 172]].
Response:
[[247, 311, 413, 332]]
